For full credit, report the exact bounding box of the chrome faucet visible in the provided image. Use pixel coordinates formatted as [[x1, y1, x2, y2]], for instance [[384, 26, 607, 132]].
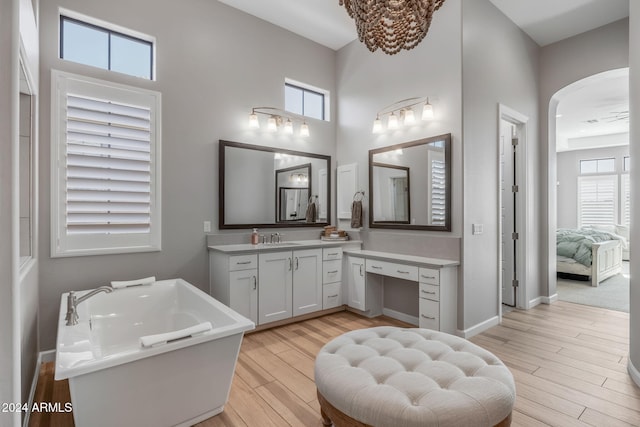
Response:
[[65, 286, 113, 326]]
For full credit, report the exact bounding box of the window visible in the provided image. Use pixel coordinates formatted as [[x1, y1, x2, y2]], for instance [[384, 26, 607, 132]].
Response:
[[60, 13, 154, 80], [579, 157, 615, 174], [577, 175, 618, 227], [624, 156, 630, 172], [284, 79, 329, 121], [51, 70, 161, 257]]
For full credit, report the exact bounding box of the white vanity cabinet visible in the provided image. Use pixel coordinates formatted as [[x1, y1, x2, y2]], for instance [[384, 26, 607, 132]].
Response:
[[291, 248, 323, 317], [347, 256, 365, 310], [322, 248, 343, 309], [418, 266, 457, 333], [209, 254, 258, 324]]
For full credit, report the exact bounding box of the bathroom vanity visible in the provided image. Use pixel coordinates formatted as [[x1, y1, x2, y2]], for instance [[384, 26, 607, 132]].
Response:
[[209, 241, 459, 334]]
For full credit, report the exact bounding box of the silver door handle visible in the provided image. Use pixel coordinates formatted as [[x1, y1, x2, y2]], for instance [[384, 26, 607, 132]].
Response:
[[295, 257, 299, 270], [421, 275, 436, 279], [421, 290, 436, 295], [252, 276, 257, 290], [371, 265, 383, 270], [288, 258, 292, 271], [328, 270, 338, 274], [327, 294, 338, 298], [397, 270, 410, 274], [328, 252, 339, 256], [236, 261, 251, 265], [421, 314, 435, 320], [359, 264, 364, 276]]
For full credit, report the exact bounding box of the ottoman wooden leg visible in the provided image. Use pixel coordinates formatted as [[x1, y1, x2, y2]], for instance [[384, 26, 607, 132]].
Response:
[[317, 390, 371, 427]]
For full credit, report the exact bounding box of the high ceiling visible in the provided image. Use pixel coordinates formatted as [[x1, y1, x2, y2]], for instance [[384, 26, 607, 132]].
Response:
[[218, 0, 630, 150]]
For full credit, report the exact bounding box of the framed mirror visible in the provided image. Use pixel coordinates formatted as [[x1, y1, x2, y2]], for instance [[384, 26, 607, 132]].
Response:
[[369, 133, 451, 231], [219, 140, 330, 229]]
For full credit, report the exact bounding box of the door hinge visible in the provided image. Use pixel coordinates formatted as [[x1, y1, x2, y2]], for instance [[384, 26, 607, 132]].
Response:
[[512, 279, 519, 288], [512, 138, 519, 146], [512, 232, 519, 240], [512, 185, 519, 193]]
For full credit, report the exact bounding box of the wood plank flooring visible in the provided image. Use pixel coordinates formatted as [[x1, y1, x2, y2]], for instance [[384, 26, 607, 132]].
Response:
[[29, 302, 639, 427]]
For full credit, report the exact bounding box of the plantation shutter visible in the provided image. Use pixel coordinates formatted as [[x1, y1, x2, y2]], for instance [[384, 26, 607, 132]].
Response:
[[52, 71, 161, 257], [621, 174, 631, 228], [577, 175, 618, 227], [66, 94, 152, 234], [431, 158, 446, 225]]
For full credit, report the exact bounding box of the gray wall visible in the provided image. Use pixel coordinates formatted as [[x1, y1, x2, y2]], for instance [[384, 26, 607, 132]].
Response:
[[540, 19, 629, 297], [628, 0, 640, 386], [461, 0, 540, 328], [38, 0, 337, 350], [557, 145, 629, 229]]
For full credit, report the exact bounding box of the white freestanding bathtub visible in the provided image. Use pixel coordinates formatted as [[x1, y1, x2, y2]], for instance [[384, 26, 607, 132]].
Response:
[[55, 278, 255, 427]]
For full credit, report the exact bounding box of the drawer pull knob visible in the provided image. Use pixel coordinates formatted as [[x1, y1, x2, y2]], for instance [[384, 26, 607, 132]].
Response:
[[371, 265, 383, 269], [397, 270, 410, 274], [421, 314, 436, 320], [421, 290, 436, 295], [328, 270, 339, 274], [421, 275, 435, 279], [327, 294, 339, 298], [236, 261, 252, 265]]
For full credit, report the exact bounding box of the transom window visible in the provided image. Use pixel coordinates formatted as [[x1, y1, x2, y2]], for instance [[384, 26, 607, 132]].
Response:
[[284, 80, 329, 121], [579, 157, 615, 174], [60, 13, 154, 80]]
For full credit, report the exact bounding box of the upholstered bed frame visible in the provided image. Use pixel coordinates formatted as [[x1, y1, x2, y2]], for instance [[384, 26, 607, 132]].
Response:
[[557, 239, 623, 287]]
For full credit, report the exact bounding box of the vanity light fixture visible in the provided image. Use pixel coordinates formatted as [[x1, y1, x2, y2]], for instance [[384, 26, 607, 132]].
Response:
[[372, 96, 436, 134], [248, 107, 310, 137]]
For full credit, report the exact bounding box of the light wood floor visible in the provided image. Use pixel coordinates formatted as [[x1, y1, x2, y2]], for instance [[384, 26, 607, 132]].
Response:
[[29, 302, 638, 427]]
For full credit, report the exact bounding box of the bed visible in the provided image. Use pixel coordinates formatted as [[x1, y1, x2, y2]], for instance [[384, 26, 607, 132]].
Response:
[[556, 228, 624, 287]]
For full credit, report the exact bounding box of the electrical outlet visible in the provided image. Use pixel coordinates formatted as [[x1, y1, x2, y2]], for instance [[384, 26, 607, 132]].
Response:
[[472, 223, 483, 235], [204, 221, 211, 233]]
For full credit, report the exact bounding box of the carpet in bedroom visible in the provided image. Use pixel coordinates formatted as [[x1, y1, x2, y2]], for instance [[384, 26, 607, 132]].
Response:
[[556, 261, 630, 312]]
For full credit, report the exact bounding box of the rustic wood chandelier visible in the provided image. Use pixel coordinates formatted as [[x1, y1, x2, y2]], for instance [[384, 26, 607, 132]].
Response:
[[339, 0, 447, 55]]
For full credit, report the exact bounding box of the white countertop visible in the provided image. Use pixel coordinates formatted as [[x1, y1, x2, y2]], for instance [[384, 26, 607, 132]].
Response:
[[343, 249, 459, 268], [208, 239, 362, 254]]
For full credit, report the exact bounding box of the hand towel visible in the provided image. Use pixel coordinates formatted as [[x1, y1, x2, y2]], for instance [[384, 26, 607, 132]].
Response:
[[111, 276, 156, 289], [139, 321, 213, 348], [351, 200, 363, 228], [306, 200, 317, 223]]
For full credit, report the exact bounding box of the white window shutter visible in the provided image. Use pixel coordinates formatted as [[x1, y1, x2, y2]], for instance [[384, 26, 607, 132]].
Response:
[[430, 158, 446, 225], [621, 174, 631, 228], [577, 175, 617, 227], [52, 71, 161, 257]]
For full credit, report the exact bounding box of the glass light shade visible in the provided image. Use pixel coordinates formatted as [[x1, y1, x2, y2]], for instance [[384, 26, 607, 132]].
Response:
[[284, 119, 294, 134], [403, 109, 415, 124], [422, 102, 434, 120], [372, 117, 382, 133], [388, 112, 399, 129], [267, 116, 278, 132], [300, 122, 310, 137], [248, 112, 260, 128]]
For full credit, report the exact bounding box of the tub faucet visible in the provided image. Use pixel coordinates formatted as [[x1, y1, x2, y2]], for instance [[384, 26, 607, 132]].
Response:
[[65, 286, 113, 326]]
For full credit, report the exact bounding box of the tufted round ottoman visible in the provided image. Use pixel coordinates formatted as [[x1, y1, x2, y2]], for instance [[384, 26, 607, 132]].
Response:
[[314, 326, 515, 427]]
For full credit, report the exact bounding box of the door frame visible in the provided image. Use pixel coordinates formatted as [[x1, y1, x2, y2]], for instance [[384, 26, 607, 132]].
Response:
[[498, 104, 530, 317]]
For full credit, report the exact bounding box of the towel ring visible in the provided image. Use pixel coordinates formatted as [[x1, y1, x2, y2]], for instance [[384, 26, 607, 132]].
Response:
[[353, 191, 365, 202], [308, 195, 318, 204]]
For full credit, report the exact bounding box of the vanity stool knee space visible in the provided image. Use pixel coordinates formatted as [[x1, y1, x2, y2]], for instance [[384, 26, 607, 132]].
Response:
[[314, 327, 515, 427]]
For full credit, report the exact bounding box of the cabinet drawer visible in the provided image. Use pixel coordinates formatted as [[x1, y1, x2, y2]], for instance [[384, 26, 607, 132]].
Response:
[[419, 267, 440, 285], [229, 254, 258, 271], [323, 247, 343, 261], [366, 259, 418, 281], [419, 283, 440, 301], [323, 260, 342, 284], [419, 298, 440, 330], [323, 283, 342, 309]]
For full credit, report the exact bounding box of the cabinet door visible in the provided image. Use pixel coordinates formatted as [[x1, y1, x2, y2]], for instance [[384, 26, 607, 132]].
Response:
[[229, 269, 258, 324], [347, 257, 366, 311], [293, 248, 323, 316], [259, 251, 293, 325]]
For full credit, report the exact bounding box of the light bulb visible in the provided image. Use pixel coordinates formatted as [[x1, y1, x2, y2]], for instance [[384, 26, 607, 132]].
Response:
[[403, 109, 415, 124], [248, 112, 259, 129], [422, 100, 434, 120], [300, 122, 310, 137], [284, 118, 293, 134], [267, 116, 278, 132], [372, 116, 382, 133], [388, 112, 399, 129]]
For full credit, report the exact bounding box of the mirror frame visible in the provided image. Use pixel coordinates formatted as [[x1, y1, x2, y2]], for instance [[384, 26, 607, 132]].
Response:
[[219, 140, 331, 229], [368, 133, 452, 231]]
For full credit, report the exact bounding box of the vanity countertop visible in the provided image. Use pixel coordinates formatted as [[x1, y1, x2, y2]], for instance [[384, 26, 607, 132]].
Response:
[[208, 239, 362, 254], [343, 249, 459, 268]]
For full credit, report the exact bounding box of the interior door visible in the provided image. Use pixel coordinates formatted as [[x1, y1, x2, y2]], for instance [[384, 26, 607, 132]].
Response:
[[501, 119, 517, 307]]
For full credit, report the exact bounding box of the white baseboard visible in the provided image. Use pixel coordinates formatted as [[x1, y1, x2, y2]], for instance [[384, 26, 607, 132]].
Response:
[[23, 350, 55, 427], [628, 358, 640, 388], [457, 316, 500, 338], [529, 293, 558, 308], [382, 308, 419, 326]]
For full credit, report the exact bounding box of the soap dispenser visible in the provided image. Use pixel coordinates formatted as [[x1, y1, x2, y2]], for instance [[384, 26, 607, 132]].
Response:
[[251, 228, 259, 245]]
